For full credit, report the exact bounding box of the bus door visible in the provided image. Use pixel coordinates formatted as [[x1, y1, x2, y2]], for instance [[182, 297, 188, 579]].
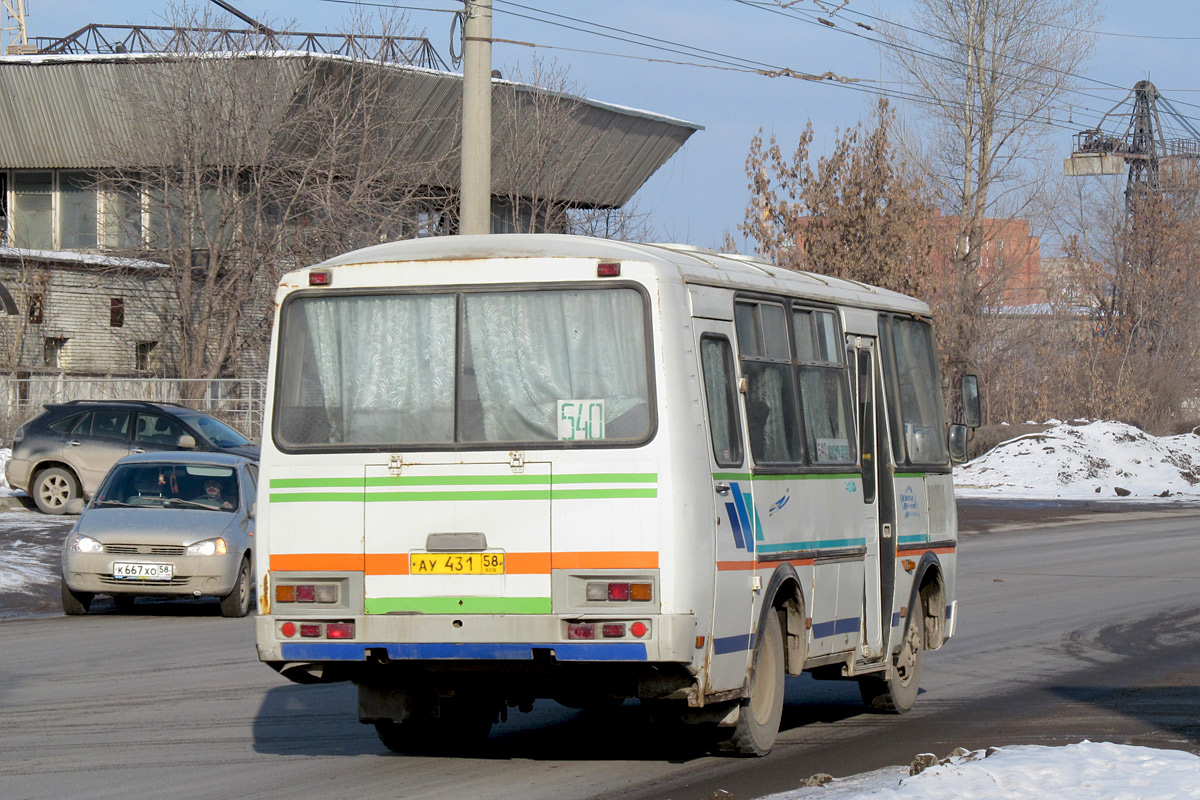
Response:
[[695, 324, 754, 694], [852, 337, 885, 661]]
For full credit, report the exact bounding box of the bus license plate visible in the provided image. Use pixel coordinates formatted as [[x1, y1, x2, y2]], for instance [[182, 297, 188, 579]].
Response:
[[410, 553, 504, 575], [113, 562, 174, 581]]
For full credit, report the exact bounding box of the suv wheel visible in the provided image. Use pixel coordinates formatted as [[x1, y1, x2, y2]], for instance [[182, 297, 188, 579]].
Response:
[[34, 467, 80, 515]]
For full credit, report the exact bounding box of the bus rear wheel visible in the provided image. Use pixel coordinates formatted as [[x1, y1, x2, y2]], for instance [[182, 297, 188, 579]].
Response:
[[860, 609, 924, 713], [719, 609, 785, 756]]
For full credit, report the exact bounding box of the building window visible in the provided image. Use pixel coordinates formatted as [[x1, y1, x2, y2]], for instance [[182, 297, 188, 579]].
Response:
[[60, 172, 98, 249], [13, 172, 53, 250], [28, 293, 43, 324], [102, 183, 143, 249], [136, 341, 157, 372], [43, 337, 67, 368], [110, 297, 125, 327]]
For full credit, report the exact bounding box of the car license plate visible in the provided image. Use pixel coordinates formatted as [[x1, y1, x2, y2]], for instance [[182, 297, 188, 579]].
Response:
[[112, 562, 174, 581], [409, 553, 504, 575]]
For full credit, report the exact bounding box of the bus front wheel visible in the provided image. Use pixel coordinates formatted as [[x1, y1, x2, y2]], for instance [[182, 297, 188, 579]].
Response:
[[719, 609, 785, 756], [859, 609, 924, 713]]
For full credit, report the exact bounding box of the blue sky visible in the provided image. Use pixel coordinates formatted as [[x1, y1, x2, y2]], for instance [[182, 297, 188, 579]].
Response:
[[15, 1, 1200, 251]]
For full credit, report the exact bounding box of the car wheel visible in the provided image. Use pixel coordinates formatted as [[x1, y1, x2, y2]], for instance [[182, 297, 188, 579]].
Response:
[[61, 578, 93, 616], [34, 467, 80, 515], [220, 556, 252, 618]]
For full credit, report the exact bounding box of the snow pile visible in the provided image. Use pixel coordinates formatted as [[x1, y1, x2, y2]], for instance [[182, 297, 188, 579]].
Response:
[[767, 741, 1200, 800], [955, 421, 1200, 501]]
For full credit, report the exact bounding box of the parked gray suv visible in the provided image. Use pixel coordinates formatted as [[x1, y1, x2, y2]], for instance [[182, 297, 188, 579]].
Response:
[[6, 400, 260, 514]]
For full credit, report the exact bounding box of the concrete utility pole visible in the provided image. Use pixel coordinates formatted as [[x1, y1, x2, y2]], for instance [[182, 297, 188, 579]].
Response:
[[460, 0, 493, 235]]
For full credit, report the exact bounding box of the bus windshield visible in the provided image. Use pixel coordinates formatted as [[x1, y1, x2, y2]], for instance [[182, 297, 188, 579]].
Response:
[[273, 286, 652, 449]]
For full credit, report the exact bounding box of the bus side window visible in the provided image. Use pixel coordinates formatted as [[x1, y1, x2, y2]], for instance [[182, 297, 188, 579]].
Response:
[[735, 300, 802, 465], [700, 335, 743, 467]]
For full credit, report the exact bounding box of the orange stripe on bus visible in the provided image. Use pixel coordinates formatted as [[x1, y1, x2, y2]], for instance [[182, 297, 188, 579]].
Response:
[[270, 553, 364, 572], [551, 551, 659, 570], [896, 546, 956, 557], [273, 551, 657, 575]]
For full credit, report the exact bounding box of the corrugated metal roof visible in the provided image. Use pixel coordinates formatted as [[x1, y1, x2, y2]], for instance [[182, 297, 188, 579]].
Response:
[[0, 52, 701, 208]]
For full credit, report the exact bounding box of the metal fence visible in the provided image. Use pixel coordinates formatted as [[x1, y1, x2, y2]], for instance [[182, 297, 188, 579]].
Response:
[[0, 376, 266, 444]]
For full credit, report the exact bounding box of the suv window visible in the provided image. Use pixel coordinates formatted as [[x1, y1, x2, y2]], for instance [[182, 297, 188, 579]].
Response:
[[135, 413, 188, 446], [89, 409, 131, 441], [48, 413, 85, 434]]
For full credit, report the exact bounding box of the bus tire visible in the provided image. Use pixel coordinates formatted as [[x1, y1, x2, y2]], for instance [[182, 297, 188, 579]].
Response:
[[859, 609, 923, 713], [720, 609, 785, 756]]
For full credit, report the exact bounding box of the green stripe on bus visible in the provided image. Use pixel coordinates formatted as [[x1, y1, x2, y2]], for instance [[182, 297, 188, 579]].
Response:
[[270, 477, 363, 488], [365, 596, 552, 615], [272, 473, 657, 490], [270, 492, 364, 503]]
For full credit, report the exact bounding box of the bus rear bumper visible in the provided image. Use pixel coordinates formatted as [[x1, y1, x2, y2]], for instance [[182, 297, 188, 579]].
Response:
[[256, 612, 698, 666]]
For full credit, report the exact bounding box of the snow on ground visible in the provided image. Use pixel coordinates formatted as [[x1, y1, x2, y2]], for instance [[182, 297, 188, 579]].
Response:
[[955, 420, 1200, 501], [765, 741, 1200, 800]]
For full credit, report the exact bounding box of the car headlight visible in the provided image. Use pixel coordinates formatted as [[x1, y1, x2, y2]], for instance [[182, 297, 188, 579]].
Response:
[[69, 534, 103, 553], [186, 537, 228, 556]]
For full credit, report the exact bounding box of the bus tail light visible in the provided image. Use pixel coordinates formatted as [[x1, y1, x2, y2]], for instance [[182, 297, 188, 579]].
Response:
[[602, 623, 626, 638], [326, 622, 355, 639], [276, 583, 339, 604], [279, 621, 355, 639], [568, 623, 595, 640], [585, 581, 653, 602]]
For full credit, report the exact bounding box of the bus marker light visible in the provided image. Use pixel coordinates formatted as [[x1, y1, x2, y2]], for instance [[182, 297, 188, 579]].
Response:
[[300, 623, 322, 638], [276, 585, 297, 603], [602, 623, 626, 638], [309, 270, 332, 286], [695, 636, 705, 649], [630, 583, 653, 602], [607, 582, 631, 601], [631, 622, 649, 638], [901, 559, 917, 572], [326, 623, 354, 639], [597, 262, 621, 277], [280, 622, 297, 638], [568, 623, 596, 640]]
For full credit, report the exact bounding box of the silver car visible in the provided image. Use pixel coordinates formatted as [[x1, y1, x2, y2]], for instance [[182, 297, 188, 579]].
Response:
[[60, 451, 258, 617]]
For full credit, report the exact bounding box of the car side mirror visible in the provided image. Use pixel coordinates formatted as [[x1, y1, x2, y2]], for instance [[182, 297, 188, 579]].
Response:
[[65, 497, 86, 515], [177, 434, 197, 449], [948, 423, 969, 464], [961, 374, 981, 428]]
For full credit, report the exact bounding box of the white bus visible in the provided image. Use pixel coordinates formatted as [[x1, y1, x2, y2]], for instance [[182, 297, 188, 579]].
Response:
[[254, 234, 979, 755]]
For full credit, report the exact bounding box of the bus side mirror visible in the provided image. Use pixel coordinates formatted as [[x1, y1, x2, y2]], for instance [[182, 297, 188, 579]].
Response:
[[948, 423, 969, 464], [961, 374, 981, 429]]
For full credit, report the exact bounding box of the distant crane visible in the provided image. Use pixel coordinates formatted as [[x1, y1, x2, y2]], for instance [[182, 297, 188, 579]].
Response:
[[1065, 80, 1200, 211]]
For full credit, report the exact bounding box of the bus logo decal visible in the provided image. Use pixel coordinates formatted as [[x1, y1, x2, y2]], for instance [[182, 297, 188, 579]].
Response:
[[727, 482, 764, 552]]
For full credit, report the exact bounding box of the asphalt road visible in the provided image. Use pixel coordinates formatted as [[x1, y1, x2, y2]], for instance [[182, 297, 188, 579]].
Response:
[[0, 503, 1197, 800]]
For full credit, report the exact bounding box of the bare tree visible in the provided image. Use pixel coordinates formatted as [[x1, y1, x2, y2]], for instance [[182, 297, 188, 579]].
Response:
[[96, 7, 458, 395], [736, 99, 944, 297], [876, 0, 1102, 406], [491, 58, 635, 236]]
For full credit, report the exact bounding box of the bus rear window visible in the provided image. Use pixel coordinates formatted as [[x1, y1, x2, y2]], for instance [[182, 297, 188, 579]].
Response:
[[273, 286, 652, 449]]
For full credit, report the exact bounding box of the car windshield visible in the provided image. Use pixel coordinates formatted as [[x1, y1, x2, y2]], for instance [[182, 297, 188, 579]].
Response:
[[183, 415, 253, 448], [96, 463, 239, 512]]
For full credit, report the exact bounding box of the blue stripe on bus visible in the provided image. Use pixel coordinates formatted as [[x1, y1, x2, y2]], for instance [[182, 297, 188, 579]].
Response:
[[756, 537, 868, 553], [279, 641, 648, 662], [712, 633, 754, 655], [730, 483, 755, 553], [725, 501, 746, 549], [897, 535, 929, 544], [811, 617, 862, 639]]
